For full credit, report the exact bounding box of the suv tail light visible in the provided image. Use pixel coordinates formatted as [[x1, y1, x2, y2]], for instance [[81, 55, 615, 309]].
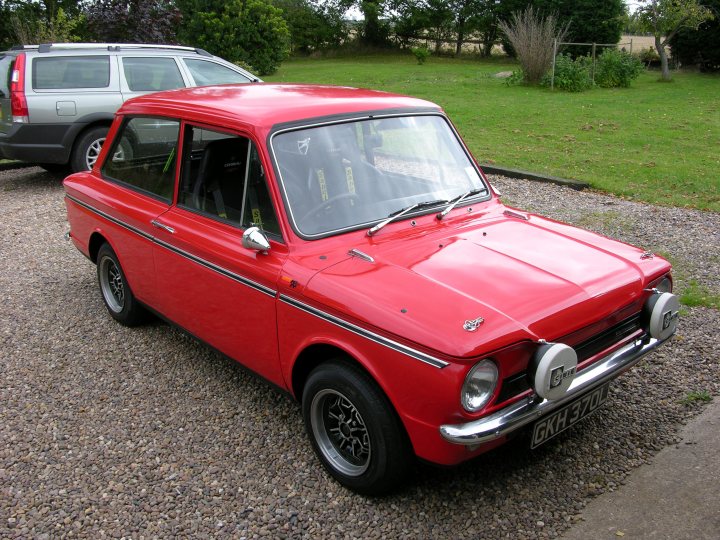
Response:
[[10, 53, 28, 123]]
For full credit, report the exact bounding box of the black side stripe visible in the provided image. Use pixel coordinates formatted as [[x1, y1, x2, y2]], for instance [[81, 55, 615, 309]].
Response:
[[67, 195, 448, 369], [66, 195, 276, 298], [279, 295, 449, 369]]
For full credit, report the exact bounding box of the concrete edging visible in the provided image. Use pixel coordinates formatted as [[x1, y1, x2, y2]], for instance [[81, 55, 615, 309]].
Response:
[[480, 164, 590, 191]]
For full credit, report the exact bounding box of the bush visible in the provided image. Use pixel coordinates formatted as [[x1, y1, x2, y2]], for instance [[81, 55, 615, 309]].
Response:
[[595, 49, 644, 88], [498, 6, 569, 85], [542, 54, 593, 92], [411, 46, 430, 65], [637, 47, 660, 65]]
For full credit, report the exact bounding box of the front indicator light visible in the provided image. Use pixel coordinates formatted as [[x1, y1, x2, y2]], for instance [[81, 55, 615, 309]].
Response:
[[461, 359, 499, 412]]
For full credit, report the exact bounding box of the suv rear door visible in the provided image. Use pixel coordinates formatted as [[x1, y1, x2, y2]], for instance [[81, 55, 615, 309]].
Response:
[[119, 56, 189, 102]]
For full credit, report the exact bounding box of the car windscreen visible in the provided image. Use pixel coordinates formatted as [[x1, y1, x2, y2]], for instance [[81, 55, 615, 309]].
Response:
[[32, 55, 110, 89], [271, 115, 489, 238]]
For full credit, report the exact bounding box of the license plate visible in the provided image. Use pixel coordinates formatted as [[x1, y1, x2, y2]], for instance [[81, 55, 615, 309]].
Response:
[[531, 383, 610, 449]]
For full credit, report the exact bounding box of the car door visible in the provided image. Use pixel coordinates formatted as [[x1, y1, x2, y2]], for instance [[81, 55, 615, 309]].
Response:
[[97, 115, 181, 306], [150, 123, 286, 385]]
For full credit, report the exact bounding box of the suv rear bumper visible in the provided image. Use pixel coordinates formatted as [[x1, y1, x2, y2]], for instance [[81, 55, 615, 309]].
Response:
[[0, 122, 80, 163]]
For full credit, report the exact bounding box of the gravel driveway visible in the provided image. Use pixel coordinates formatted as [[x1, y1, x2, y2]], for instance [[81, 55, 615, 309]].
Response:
[[1, 167, 718, 539]]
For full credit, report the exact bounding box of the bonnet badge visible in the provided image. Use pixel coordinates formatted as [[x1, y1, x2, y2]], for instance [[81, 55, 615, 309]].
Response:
[[463, 316, 485, 332]]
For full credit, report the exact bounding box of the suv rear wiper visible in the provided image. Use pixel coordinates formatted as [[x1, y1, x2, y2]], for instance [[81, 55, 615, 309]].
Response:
[[436, 187, 488, 220], [367, 199, 448, 236]]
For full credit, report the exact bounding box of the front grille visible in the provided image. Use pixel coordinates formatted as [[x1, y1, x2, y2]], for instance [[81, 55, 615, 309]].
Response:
[[573, 313, 643, 362], [495, 313, 644, 405]]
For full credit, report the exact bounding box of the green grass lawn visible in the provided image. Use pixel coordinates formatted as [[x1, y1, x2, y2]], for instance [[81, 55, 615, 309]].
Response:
[[266, 54, 720, 212]]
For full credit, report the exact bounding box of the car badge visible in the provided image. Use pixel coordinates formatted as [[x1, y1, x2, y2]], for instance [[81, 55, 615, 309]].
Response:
[[463, 316, 484, 332]]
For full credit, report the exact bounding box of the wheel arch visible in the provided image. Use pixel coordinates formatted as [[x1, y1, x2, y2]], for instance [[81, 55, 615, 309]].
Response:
[[88, 231, 110, 263], [63, 117, 115, 158]]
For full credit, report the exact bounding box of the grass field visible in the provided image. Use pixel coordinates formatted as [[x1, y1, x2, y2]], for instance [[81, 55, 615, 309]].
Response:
[[266, 54, 720, 212]]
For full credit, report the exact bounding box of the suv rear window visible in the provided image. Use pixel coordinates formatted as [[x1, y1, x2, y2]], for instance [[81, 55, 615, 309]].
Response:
[[32, 56, 110, 89], [122, 57, 184, 92]]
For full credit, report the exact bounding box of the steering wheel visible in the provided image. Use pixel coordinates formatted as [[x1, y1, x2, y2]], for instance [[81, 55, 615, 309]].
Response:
[[300, 193, 359, 224]]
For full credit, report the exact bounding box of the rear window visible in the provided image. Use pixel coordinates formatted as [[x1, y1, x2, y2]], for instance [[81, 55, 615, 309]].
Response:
[[32, 56, 110, 89], [122, 57, 185, 92], [184, 59, 251, 85], [0, 55, 14, 98]]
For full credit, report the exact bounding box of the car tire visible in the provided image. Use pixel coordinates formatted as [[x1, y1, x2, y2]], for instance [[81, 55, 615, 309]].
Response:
[[302, 360, 412, 495], [71, 126, 110, 172], [96, 243, 146, 326]]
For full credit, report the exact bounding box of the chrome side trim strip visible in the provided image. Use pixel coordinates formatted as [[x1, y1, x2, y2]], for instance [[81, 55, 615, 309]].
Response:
[[279, 294, 449, 369], [66, 195, 276, 298], [440, 333, 672, 445]]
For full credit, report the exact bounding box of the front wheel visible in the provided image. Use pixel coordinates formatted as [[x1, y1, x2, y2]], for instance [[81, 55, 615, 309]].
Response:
[[302, 360, 412, 495], [96, 243, 146, 326]]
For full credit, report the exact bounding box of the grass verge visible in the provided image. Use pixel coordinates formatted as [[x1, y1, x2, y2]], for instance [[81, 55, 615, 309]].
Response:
[[267, 54, 720, 212]]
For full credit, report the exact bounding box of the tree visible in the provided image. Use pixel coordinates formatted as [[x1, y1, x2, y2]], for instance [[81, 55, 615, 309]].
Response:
[[86, 1, 181, 44], [178, 0, 290, 75], [637, 0, 714, 80], [273, 0, 345, 53], [1, 0, 87, 47], [669, 0, 720, 71], [329, 0, 390, 46]]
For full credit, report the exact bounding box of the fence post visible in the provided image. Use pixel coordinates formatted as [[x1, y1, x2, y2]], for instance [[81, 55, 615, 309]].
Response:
[[630, 39, 633, 55], [591, 43, 597, 84], [551, 38, 558, 90]]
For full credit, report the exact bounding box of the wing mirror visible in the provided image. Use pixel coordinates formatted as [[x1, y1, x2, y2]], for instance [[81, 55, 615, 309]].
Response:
[[242, 226, 270, 254]]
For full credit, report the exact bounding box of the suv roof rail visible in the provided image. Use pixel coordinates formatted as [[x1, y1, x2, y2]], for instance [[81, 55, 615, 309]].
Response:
[[29, 43, 212, 57]]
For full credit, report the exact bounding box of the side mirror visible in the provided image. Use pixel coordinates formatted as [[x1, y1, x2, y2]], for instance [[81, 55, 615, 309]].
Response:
[[242, 226, 270, 254]]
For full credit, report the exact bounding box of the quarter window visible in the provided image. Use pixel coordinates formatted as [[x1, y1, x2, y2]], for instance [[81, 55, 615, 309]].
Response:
[[32, 56, 110, 89], [178, 126, 280, 236], [102, 117, 180, 201], [122, 57, 185, 92], [183, 59, 251, 85]]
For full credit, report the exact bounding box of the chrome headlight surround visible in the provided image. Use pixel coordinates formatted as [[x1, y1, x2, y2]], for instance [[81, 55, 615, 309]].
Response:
[[461, 359, 499, 412], [650, 274, 673, 293]]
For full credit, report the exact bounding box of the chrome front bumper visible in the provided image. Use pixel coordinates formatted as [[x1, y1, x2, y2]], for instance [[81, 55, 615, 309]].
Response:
[[440, 334, 671, 445]]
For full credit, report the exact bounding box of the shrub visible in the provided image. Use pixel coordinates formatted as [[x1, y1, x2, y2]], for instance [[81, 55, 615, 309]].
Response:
[[638, 47, 660, 65], [411, 46, 430, 65], [542, 54, 593, 92], [595, 49, 644, 88], [498, 6, 569, 85]]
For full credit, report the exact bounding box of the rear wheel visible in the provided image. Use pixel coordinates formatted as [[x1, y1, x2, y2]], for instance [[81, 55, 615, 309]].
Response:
[[71, 126, 110, 172], [302, 360, 412, 495], [96, 243, 146, 326]]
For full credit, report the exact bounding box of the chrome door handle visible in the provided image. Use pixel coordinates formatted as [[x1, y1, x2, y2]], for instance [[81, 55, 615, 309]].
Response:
[[151, 220, 175, 234]]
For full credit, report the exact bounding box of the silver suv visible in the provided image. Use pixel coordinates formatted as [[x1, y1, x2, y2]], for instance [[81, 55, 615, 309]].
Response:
[[0, 43, 260, 172]]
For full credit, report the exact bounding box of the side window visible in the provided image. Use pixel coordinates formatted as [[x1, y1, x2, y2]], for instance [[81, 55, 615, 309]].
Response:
[[122, 57, 185, 92], [183, 59, 251, 86], [102, 117, 180, 202], [32, 56, 110, 89], [178, 126, 280, 236]]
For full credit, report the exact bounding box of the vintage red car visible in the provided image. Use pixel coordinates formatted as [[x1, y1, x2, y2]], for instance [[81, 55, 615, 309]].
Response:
[[64, 84, 679, 494]]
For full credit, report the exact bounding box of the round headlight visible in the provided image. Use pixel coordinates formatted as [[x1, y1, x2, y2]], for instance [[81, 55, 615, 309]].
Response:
[[461, 359, 499, 412]]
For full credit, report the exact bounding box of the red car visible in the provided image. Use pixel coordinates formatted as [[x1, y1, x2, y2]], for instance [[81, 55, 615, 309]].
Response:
[[64, 84, 679, 494]]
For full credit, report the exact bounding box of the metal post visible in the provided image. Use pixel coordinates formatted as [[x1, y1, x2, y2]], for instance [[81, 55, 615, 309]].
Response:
[[551, 38, 558, 90], [591, 43, 597, 84]]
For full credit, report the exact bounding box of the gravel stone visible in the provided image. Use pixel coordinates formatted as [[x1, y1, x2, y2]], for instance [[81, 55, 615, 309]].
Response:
[[1, 167, 718, 539]]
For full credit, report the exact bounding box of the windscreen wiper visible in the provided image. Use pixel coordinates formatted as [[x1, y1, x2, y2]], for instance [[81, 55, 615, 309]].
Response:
[[367, 199, 448, 236], [436, 187, 489, 220]]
